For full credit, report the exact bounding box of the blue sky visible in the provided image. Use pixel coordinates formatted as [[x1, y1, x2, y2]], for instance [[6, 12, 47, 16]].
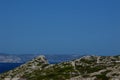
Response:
[[0, 0, 120, 55]]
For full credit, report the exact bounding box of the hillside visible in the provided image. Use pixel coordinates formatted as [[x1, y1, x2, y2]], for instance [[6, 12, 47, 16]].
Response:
[[0, 55, 49, 80], [0, 55, 120, 80]]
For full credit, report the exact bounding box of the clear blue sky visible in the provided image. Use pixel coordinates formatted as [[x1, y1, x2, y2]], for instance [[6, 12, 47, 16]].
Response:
[[0, 0, 120, 55]]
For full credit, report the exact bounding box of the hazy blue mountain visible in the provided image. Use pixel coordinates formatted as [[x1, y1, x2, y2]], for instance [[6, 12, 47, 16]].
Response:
[[0, 53, 84, 63]]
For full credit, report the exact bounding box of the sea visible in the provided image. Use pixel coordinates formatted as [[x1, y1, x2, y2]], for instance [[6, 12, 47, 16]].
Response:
[[0, 61, 58, 74], [0, 63, 23, 74]]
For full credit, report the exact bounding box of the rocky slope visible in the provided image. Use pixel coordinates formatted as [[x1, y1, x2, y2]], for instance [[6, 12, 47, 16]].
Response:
[[0, 55, 49, 80], [0, 55, 120, 80]]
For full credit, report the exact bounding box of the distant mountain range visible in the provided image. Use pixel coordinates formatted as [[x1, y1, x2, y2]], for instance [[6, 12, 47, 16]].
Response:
[[0, 53, 38, 63], [0, 53, 84, 63]]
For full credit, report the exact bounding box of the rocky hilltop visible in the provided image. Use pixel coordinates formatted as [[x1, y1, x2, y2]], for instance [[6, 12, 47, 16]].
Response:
[[0, 55, 120, 80]]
